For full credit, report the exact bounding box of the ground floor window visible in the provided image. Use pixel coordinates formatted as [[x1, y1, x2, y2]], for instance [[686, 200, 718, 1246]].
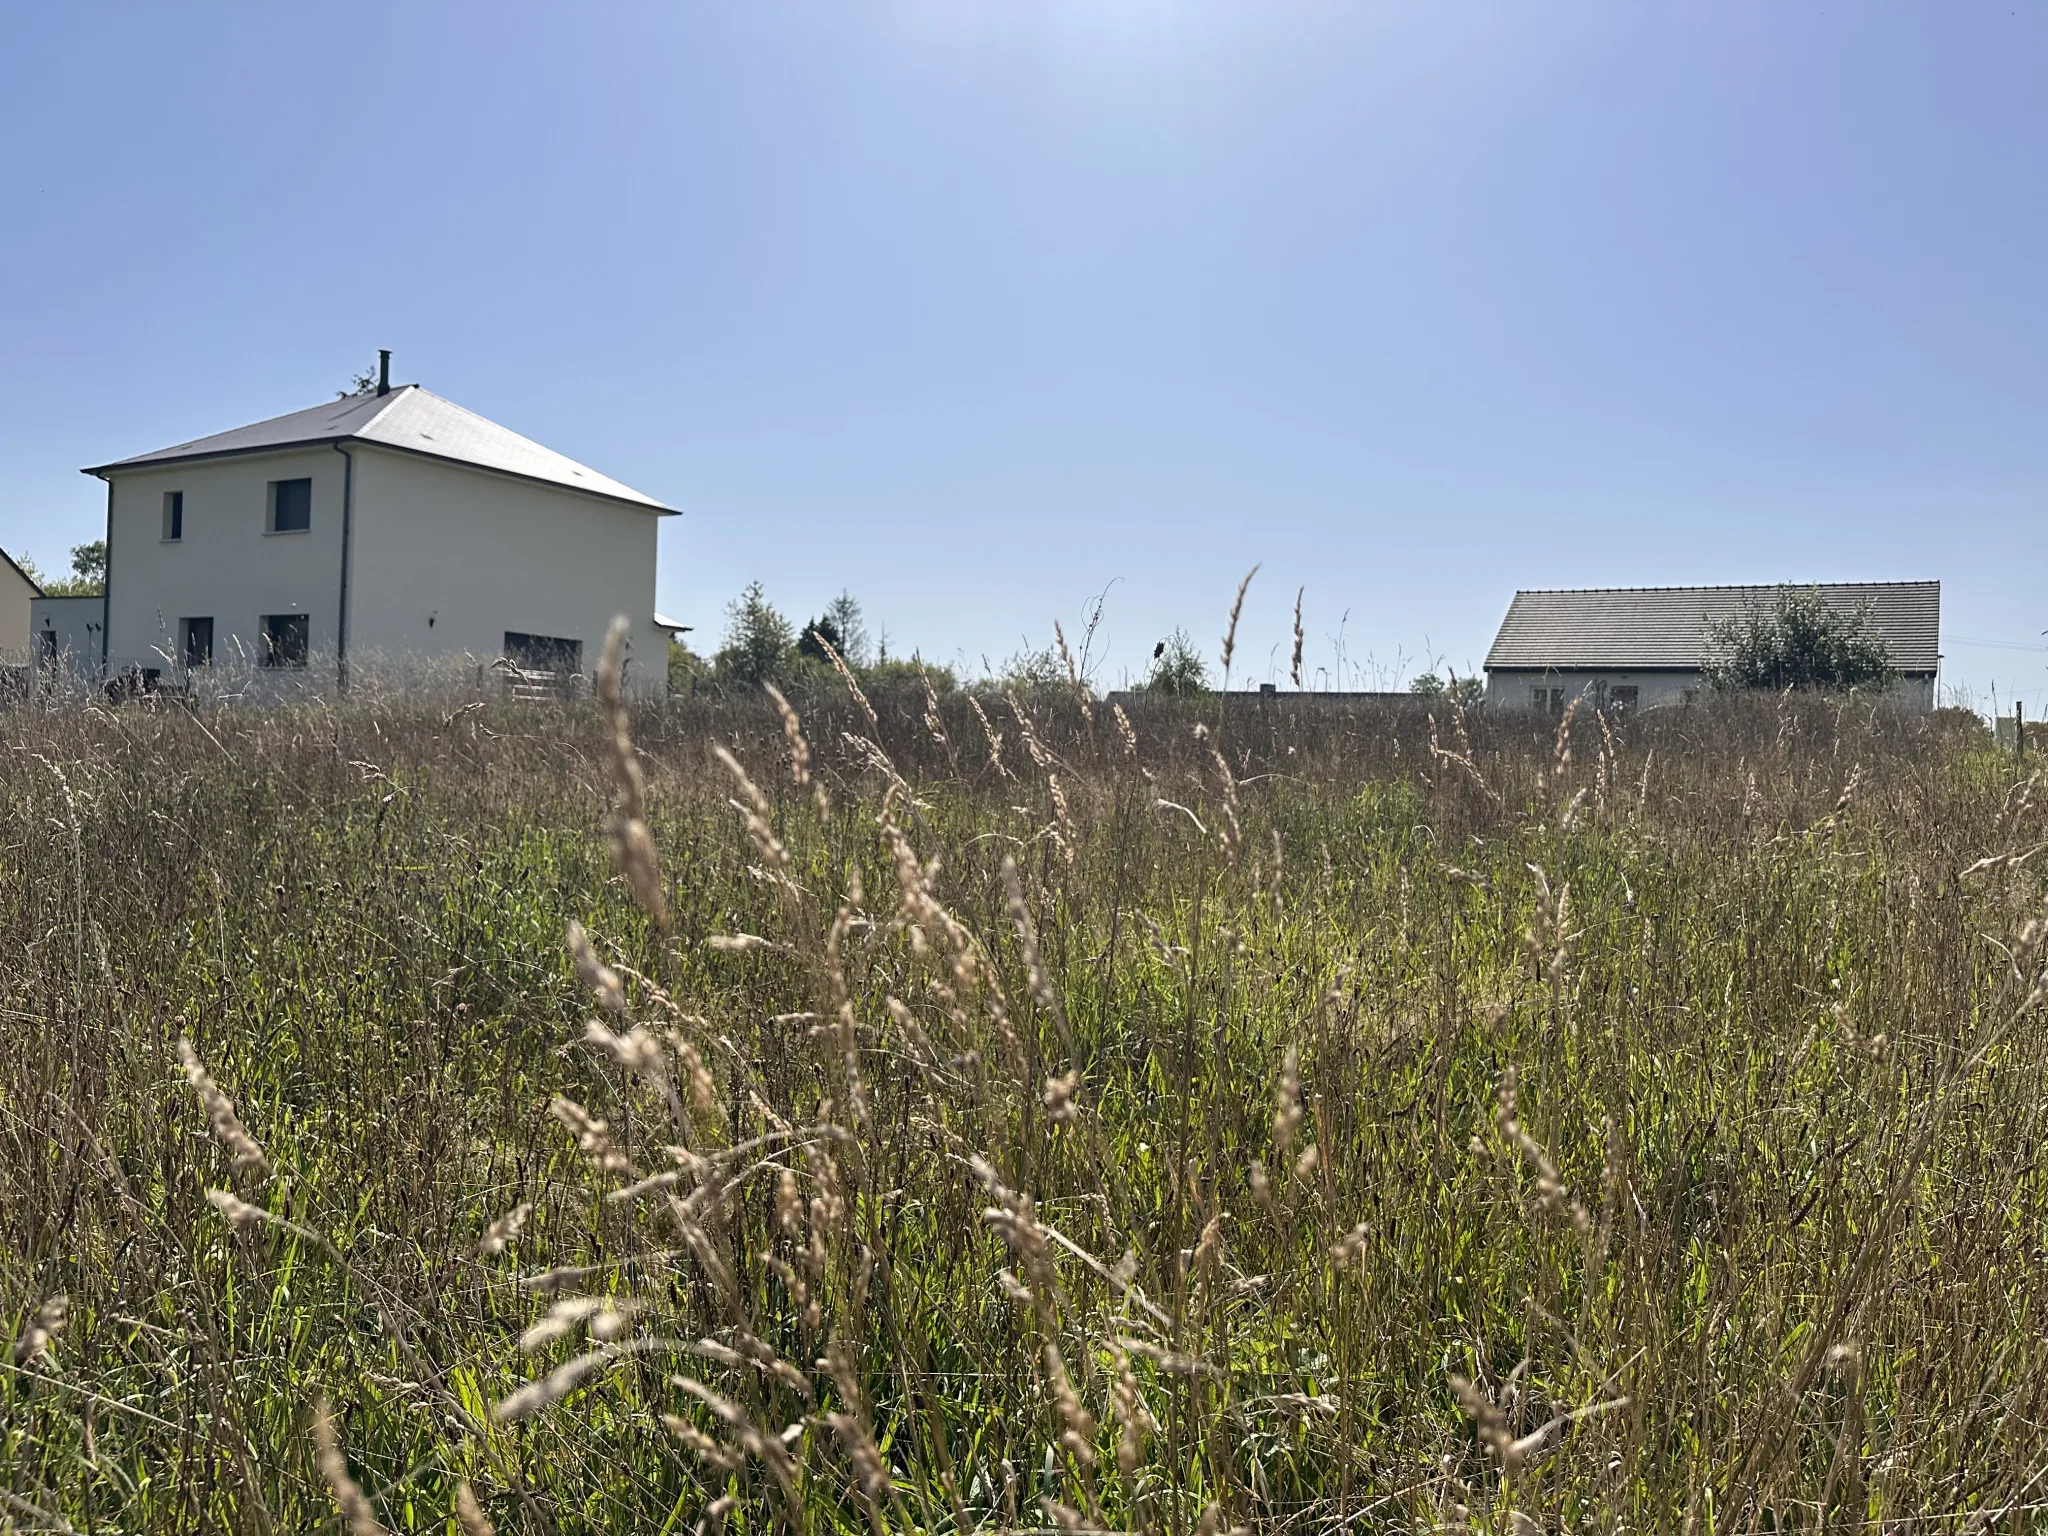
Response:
[[260, 613, 309, 669], [504, 632, 582, 675], [181, 616, 213, 668], [1606, 684, 1638, 714]]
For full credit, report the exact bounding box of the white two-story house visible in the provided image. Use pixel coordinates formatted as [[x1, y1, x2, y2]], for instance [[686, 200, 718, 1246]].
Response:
[[78, 360, 678, 695]]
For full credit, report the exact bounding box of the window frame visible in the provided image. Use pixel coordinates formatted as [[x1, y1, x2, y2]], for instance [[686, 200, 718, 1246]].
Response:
[[267, 477, 313, 535], [503, 631, 584, 676], [162, 490, 184, 542], [180, 616, 214, 669], [259, 612, 310, 669]]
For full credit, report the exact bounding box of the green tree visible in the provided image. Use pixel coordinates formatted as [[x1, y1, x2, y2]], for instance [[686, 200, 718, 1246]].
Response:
[[1703, 587, 1895, 694], [1145, 630, 1209, 696], [29, 540, 106, 597], [667, 639, 709, 695], [796, 613, 845, 665], [823, 591, 870, 667], [1411, 671, 1483, 708], [714, 581, 796, 687]]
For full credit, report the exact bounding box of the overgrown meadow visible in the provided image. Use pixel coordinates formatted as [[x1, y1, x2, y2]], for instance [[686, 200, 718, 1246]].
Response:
[[3, 640, 2046, 1534]]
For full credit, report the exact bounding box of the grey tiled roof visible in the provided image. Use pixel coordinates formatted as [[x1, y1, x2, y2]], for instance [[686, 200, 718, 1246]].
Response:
[[1484, 581, 1940, 673], [84, 386, 673, 512]]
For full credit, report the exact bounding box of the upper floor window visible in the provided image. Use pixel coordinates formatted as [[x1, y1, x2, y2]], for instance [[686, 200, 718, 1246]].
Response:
[[162, 491, 184, 541], [268, 478, 312, 534]]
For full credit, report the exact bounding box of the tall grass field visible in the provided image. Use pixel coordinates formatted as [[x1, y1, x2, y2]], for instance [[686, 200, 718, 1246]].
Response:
[[3, 633, 2045, 1533]]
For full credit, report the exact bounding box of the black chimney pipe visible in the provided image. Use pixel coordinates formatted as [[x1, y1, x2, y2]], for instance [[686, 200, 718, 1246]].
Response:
[[377, 349, 391, 396]]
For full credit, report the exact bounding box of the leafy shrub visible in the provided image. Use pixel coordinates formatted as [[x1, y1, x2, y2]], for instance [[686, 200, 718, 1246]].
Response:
[[1703, 586, 1896, 693]]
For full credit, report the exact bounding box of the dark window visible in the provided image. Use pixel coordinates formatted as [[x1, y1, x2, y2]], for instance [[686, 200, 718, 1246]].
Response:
[[504, 631, 582, 675], [269, 478, 312, 533], [38, 631, 56, 664], [1606, 685, 1638, 714], [1531, 686, 1566, 715], [163, 490, 184, 541], [261, 613, 309, 668], [181, 617, 213, 668]]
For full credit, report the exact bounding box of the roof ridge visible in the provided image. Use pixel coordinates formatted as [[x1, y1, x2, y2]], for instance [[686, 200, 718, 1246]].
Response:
[[344, 382, 417, 440], [1513, 579, 1939, 596]]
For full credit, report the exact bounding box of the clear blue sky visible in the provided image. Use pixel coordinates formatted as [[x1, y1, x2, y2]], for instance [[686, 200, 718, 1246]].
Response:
[[5, 4, 2046, 707]]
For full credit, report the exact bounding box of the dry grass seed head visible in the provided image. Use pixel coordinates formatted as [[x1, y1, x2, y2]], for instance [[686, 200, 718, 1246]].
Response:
[[565, 920, 628, 1015], [313, 1397, 388, 1535], [477, 1202, 533, 1257], [492, 1349, 612, 1422], [11, 1294, 67, 1366], [1220, 563, 1260, 682], [455, 1482, 495, 1536], [550, 1096, 632, 1176], [177, 1037, 268, 1177]]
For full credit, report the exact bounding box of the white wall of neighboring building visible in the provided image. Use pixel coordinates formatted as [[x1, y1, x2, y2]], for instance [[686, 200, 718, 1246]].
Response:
[[97, 444, 667, 695], [104, 447, 345, 678], [1486, 668, 1937, 711], [29, 596, 106, 688], [347, 446, 666, 693]]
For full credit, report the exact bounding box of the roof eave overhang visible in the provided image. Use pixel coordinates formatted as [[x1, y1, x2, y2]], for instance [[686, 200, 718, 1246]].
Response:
[[1485, 661, 1938, 676], [83, 434, 678, 515]]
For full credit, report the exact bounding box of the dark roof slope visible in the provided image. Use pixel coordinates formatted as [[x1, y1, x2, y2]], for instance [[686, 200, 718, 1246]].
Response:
[[83, 386, 673, 512], [1484, 581, 1940, 673]]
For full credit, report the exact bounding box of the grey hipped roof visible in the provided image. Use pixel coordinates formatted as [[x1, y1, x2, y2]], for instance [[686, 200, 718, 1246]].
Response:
[[1484, 581, 1941, 674], [83, 386, 673, 513]]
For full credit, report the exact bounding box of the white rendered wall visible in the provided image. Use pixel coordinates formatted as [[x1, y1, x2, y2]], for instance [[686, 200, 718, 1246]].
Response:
[[345, 446, 668, 694], [1485, 668, 1937, 712], [28, 596, 106, 688], [100, 444, 668, 694], [104, 447, 344, 677]]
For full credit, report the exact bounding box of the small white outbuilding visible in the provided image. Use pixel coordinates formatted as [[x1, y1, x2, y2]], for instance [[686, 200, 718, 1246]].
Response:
[[81, 364, 677, 695]]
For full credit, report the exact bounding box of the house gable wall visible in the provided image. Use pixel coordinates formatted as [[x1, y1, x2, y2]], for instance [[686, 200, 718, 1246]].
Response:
[[104, 447, 344, 676], [346, 447, 666, 692]]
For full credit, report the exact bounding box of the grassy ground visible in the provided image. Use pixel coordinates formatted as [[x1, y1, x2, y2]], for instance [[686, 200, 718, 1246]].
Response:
[[2, 665, 2044, 1534]]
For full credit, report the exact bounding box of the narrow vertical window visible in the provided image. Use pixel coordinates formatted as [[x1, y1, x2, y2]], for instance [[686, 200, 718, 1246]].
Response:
[[181, 617, 213, 668], [162, 490, 184, 541]]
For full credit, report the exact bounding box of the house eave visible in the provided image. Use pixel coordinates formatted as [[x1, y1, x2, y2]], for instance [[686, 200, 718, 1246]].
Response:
[[83, 436, 678, 515]]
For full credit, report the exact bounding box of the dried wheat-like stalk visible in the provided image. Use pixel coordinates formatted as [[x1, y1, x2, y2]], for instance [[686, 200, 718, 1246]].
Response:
[[177, 1037, 267, 1177], [1111, 702, 1139, 758], [1273, 1045, 1303, 1158], [597, 617, 669, 930], [1054, 619, 1093, 724], [815, 632, 881, 736], [454, 1482, 494, 1536], [1220, 563, 1260, 685], [550, 1096, 632, 1175], [492, 1349, 613, 1422], [1492, 1066, 1591, 1234], [1290, 586, 1305, 688], [1449, 1373, 1628, 1475], [969, 693, 1013, 779], [477, 1202, 533, 1257], [565, 920, 627, 1015], [11, 1294, 67, 1366], [313, 1398, 388, 1535]]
